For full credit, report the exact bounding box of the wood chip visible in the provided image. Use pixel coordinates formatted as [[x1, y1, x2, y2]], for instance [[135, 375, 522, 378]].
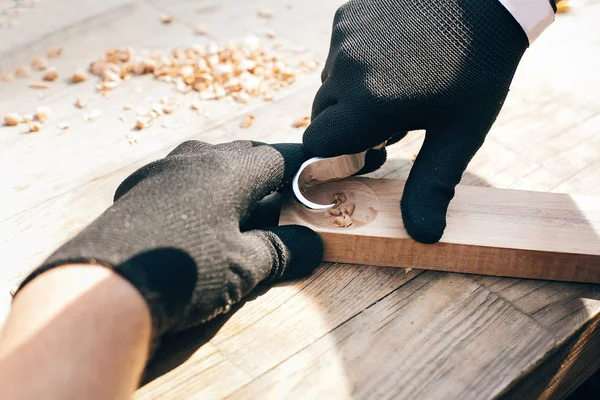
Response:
[[257, 7, 273, 18], [27, 121, 42, 132], [190, 100, 201, 111], [163, 105, 175, 114], [332, 214, 353, 228], [48, 47, 63, 58], [32, 56, 49, 71], [160, 14, 173, 24], [240, 114, 256, 128], [15, 65, 31, 77], [123, 104, 133, 110], [71, 69, 89, 83], [405, 267, 413, 274], [75, 97, 87, 109], [57, 122, 70, 130], [36, 106, 52, 123], [329, 208, 342, 216], [84, 109, 103, 121], [1, 73, 15, 82], [264, 29, 276, 39], [135, 118, 148, 130], [4, 114, 22, 126], [292, 116, 311, 128], [119, 115, 127, 123], [85, 39, 304, 103], [195, 25, 208, 35], [43, 68, 59, 82], [28, 81, 49, 89], [342, 203, 356, 217]]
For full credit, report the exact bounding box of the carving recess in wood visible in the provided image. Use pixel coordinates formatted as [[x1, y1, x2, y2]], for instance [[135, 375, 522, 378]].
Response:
[[279, 178, 600, 283]]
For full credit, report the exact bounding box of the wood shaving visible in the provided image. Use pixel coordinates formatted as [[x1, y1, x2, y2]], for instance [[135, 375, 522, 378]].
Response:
[[71, 69, 89, 83], [75, 97, 87, 109], [28, 81, 49, 89], [292, 116, 310, 128], [190, 100, 201, 111], [86, 38, 299, 102], [341, 203, 356, 217], [32, 56, 49, 71], [1, 73, 15, 82], [160, 15, 173, 24], [332, 214, 353, 228], [257, 8, 273, 18], [36, 106, 52, 123], [16, 65, 31, 77], [332, 192, 347, 207], [27, 121, 42, 132], [84, 109, 103, 121], [329, 208, 342, 216], [123, 104, 133, 110], [232, 91, 250, 104], [48, 47, 63, 58], [135, 118, 149, 130], [240, 114, 256, 128], [299, 59, 318, 72], [150, 103, 164, 118], [195, 25, 208, 35], [43, 68, 59, 82], [57, 122, 70, 130], [119, 115, 127, 122], [4, 114, 22, 126]]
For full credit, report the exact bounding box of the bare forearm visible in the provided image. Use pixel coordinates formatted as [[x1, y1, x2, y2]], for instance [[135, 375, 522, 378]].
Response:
[[0, 265, 151, 400]]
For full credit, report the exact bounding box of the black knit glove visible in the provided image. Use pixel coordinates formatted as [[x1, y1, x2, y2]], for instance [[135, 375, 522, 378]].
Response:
[[17, 141, 323, 342], [303, 0, 531, 243]]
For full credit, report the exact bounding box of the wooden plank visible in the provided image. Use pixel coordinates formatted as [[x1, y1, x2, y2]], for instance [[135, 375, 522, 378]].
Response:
[[227, 272, 557, 400], [499, 317, 600, 399], [136, 263, 420, 399], [280, 178, 600, 283]]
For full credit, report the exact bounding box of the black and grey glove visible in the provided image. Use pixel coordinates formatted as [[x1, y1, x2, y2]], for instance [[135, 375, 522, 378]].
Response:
[[304, 0, 540, 243], [17, 140, 323, 342]]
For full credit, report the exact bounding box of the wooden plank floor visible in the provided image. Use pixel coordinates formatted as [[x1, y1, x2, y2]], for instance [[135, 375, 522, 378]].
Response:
[[1, 1, 599, 399]]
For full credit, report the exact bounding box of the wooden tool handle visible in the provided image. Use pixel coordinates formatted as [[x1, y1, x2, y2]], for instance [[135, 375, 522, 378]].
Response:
[[279, 178, 600, 283]]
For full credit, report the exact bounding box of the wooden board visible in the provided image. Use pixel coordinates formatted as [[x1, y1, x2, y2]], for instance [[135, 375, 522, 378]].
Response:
[[280, 178, 600, 283]]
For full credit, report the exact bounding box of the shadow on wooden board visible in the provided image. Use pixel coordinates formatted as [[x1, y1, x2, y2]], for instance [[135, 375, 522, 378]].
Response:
[[138, 157, 600, 399]]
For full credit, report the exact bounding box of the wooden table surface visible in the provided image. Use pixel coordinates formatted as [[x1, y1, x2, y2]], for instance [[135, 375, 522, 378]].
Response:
[[1, 1, 599, 399]]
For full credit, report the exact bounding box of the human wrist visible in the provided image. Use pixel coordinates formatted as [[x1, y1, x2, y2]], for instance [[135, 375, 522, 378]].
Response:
[[497, 0, 556, 44]]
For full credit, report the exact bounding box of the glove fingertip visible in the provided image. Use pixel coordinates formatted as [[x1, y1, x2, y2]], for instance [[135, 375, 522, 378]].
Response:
[[355, 148, 387, 176], [400, 193, 446, 244], [266, 225, 324, 280]]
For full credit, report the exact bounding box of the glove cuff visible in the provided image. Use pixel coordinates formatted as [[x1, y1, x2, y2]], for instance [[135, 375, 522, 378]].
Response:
[[498, 0, 555, 44]]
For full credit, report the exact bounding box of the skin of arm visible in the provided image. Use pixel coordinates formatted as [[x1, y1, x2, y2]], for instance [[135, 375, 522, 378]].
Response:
[[0, 265, 151, 400]]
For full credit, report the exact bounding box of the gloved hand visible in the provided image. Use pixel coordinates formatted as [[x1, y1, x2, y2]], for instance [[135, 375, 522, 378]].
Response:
[[16, 140, 323, 343], [304, 0, 537, 244]]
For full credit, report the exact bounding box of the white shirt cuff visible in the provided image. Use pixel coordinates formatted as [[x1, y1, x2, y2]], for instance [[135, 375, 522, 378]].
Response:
[[497, 0, 555, 44]]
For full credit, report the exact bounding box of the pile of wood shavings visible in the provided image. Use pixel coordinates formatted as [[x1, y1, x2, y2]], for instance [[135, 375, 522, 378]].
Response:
[[88, 37, 304, 103]]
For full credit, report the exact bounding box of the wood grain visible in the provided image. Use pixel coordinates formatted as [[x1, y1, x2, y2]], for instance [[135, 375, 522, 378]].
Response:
[[280, 178, 600, 283], [228, 273, 557, 400]]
